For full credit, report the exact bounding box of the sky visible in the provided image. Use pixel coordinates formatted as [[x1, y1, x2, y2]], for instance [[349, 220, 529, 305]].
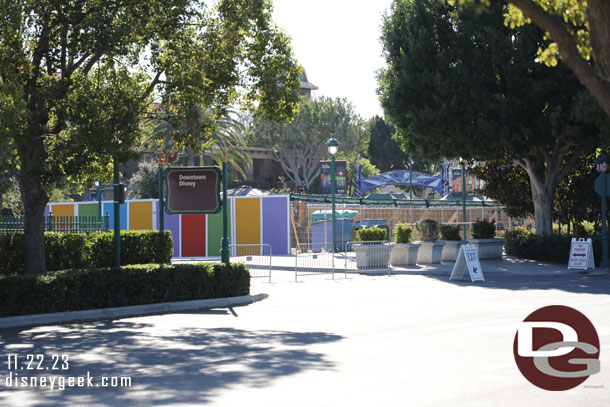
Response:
[[272, 0, 394, 120]]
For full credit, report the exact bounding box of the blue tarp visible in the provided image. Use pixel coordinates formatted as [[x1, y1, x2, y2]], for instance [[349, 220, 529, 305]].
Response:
[[359, 171, 444, 196]]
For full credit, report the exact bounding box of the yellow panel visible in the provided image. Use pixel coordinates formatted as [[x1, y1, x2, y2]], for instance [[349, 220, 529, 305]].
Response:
[[51, 204, 74, 218], [129, 201, 153, 230], [236, 198, 260, 245]]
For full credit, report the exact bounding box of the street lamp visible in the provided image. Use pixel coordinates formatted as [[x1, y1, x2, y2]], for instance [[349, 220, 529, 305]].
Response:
[[459, 158, 467, 241], [595, 154, 610, 268], [327, 136, 339, 253], [94, 180, 102, 219]]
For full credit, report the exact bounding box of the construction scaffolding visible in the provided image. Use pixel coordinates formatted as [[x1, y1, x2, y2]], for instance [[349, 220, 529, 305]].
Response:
[[289, 194, 521, 250]]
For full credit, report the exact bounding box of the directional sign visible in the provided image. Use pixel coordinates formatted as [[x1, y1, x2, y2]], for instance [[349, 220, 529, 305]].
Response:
[[594, 173, 610, 197], [568, 238, 595, 270], [450, 244, 485, 282], [165, 167, 221, 214]]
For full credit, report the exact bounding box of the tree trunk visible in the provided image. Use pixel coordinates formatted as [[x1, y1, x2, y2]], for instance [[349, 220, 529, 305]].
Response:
[[18, 139, 49, 275], [530, 182, 554, 235]]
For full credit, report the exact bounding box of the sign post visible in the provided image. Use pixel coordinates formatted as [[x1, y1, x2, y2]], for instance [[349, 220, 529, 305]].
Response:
[[450, 244, 484, 282], [165, 167, 222, 214], [568, 238, 595, 271]]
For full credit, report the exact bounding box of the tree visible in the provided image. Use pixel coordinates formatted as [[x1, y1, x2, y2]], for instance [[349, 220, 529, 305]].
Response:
[[367, 116, 408, 172], [249, 97, 368, 192], [128, 161, 159, 199], [449, 0, 610, 118], [378, 0, 609, 235], [0, 0, 301, 274]]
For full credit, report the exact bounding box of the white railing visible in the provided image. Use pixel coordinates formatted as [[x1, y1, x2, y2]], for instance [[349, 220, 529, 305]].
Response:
[[229, 244, 272, 282]]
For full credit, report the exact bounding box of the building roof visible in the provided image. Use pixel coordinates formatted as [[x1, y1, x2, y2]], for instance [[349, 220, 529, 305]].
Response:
[[300, 70, 318, 91]]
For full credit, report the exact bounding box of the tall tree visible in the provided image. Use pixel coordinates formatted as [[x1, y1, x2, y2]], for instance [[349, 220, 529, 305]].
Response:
[[367, 116, 408, 172], [249, 97, 368, 192], [0, 0, 301, 274], [449, 0, 610, 118], [378, 0, 609, 235]]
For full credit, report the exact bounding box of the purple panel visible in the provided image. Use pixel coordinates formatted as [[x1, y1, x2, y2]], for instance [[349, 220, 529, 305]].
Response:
[[157, 201, 181, 257], [44, 205, 50, 216], [262, 197, 288, 255]]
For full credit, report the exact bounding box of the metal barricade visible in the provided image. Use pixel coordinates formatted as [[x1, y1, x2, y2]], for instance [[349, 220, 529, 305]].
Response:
[[294, 242, 338, 282], [229, 244, 272, 282], [344, 241, 393, 275]]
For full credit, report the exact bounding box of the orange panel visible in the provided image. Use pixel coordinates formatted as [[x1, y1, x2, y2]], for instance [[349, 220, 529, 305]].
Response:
[[129, 201, 153, 230]]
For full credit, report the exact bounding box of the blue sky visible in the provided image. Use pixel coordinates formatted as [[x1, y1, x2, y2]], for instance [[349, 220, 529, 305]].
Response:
[[272, 0, 394, 120]]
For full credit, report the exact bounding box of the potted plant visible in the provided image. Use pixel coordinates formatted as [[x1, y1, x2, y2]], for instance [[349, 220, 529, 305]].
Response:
[[390, 224, 420, 266], [352, 226, 392, 269], [415, 219, 445, 264], [439, 224, 466, 262], [467, 219, 506, 259]]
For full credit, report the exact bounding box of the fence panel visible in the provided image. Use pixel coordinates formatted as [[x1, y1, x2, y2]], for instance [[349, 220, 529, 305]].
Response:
[[343, 241, 393, 275], [0, 215, 109, 233], [229, 244, 272, 282], [294, 242, 339, 281]]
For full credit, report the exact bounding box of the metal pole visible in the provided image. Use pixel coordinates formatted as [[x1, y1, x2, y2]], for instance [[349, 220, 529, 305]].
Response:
[[221, 151, 230, 264], [462, 161, 467, 240], [158, 168, 164, 232], [331, 153, 336, 253], [96, 181, 102, 218], [601, 172, 609, 268], [409, 152, 413, 201], [113, 157, 121, 267]]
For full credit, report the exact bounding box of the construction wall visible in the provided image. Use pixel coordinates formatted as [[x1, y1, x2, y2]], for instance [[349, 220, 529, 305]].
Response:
[[46, 196, 291, 258]]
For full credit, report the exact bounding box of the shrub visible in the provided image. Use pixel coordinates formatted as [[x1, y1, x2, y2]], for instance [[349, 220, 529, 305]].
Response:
[[471, 219, 496, 239], [439, 224, 461, 241], [0, 231, 173, 275], [416, 219, 439, 242], [357, 227, 387, 242], [393, 224, 413, 244], [0, 262, 250, 318], [503, 227, 604, 265]]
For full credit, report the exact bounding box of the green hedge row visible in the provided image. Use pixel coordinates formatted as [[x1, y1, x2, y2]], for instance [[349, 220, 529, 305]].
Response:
[[0, 231, 173, 275], [504, 227, 602, 265], [0, 263, 250, 318]]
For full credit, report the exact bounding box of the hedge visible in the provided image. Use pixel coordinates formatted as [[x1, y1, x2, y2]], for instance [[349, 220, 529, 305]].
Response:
[[504, 227, 602, 265], [0, 231, 173, 276], [0, 262, 250, 318]]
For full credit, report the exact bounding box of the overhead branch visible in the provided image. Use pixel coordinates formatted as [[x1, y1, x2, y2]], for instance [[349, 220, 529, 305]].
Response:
[[508, 0, 610, 116]]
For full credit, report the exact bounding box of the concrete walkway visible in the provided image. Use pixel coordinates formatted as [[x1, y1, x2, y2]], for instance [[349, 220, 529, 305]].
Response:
[[1, 257, 609, 407]]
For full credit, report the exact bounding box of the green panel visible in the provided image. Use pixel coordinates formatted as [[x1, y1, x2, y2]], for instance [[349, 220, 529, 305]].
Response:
[[207, 199, 231, 257], [78, 203, 99, 217]]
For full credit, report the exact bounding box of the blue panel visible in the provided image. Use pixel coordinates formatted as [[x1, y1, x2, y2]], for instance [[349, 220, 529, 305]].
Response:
[[103, 202, 128, 230]]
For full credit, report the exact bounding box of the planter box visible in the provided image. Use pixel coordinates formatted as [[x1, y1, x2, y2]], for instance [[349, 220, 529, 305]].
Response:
[[467, 238, 506, 259], [353, 243, 392, 269], [417, 241, 446, 264], [440, 240, 467, 262], [390, 243, 421, 266]]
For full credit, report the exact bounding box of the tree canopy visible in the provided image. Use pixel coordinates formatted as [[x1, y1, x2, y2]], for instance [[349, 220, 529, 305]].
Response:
[[378, 0, 609, 235], [449, 0, 610, 118], [0, 0, 301, 274], [249, 96, 368, 192]]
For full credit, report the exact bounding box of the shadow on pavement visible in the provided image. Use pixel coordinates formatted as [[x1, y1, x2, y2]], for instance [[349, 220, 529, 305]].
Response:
[[421, 272, 610, 295], [0, 317, 342, 406]]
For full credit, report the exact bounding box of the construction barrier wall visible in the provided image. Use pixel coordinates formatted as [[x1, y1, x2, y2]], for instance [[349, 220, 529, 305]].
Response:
[[45, 196, 291, 258]]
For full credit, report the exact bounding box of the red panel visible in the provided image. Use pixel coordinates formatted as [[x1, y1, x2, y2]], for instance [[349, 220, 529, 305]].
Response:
[[181, 214, 206, 257]]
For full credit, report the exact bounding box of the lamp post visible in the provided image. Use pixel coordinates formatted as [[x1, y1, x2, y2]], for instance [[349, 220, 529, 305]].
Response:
[[221, 150, 230, 264], [409, 152, 413, 201], [460, 158, 467, 240], [94, 180, 102, 218], [327, 136, 339, 252], [594, 154, 610, 269]]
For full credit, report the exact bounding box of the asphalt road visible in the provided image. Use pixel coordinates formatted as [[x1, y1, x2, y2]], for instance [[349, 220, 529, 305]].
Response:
[[1, 270, 609, 406]]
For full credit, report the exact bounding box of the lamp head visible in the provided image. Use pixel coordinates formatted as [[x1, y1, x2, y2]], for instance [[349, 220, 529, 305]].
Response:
[[327, 135, 339, 155]]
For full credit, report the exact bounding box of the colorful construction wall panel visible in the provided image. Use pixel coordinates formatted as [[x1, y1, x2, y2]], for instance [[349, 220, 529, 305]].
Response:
[[45, 195, 289, 258]]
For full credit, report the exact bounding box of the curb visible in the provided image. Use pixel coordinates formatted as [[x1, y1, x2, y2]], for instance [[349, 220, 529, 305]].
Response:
[[0, 293, 268, 329]]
